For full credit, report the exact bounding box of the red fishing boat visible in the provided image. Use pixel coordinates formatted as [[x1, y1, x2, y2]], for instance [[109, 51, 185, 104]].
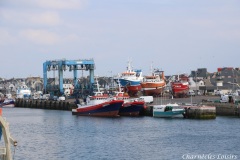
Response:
[[72, 98, 124, 117], [171, 74, 189, 98], [120, 100, 145, 116], [124, 85, 142, 97], [72, 79, 124, 117], [113, 84, 146, 116]]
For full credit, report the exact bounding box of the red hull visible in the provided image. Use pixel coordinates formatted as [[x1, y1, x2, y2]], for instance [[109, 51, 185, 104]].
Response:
[[171, 82, 189, 98], [72, 100, 124, 117], [118, 112, 139, 116], [72, 110, 119, 117], [119, 101, 145, 116], [141, 87, 165, 96], [124, 85, 141, 97]]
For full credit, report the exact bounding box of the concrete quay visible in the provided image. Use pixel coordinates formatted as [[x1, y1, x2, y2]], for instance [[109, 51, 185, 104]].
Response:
[[144, 105, 216, 119], [14, 96, 240, 119], [183, 105, 216, 119], [15, 99, 77, 111], [145, 95, 239, 119], [201, 102, 240, 117]]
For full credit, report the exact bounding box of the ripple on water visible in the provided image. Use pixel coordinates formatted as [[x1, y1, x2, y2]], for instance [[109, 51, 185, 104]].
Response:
[[2, 108, 240, 160]]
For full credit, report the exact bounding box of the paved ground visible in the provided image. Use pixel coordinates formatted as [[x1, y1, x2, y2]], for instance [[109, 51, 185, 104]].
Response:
[[66, 95, 240, 105], [152, 95, 221, 105]]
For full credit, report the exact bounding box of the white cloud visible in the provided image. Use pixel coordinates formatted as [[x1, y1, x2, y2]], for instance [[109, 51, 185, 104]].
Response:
[[29, 11, 62, 26], [0, 28, 16, 45], [65, 34, 80, 41], [19, 29, 81, 45], [36, 0, 85, 9], [20, 29, 60, 45], [0, 9, 13, 22], [1, 9, 61, 26], [11, 0, 87, 10], [190, 19, 216, 28], [216, 29, 240, 40], [189, 18, 240, 40]]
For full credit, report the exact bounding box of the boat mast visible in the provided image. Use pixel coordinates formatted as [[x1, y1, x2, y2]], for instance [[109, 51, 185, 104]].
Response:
[[126, 59, 133, 73], [150, 62, 153, 76], [117, 79, 122, 92], [96, 78, 100, 93]]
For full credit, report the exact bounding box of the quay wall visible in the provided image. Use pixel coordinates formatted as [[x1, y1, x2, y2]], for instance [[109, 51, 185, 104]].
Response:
[[184, 106, 216, 119], [14, 99, 239, 118], [146, 105, 216, 119], [202, 102, 240, 117], [15, 99, 77, 111]]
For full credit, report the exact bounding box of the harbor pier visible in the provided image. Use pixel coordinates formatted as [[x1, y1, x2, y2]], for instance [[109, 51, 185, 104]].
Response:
[[144, 105, 216, 119], [14, 98, 240, 119], [202, 102, 240, 117], [15, 99, 77, 110], [183, 106, 216, 119]]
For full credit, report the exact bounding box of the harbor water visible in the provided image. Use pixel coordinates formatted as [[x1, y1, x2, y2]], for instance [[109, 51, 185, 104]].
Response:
[[2, 107, 240, 160]]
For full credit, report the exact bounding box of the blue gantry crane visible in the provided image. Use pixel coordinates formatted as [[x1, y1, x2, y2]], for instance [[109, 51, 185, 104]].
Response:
[[43, 59, 95, 95]]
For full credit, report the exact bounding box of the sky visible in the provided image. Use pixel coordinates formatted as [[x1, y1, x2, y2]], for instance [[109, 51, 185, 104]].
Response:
[[1, 0, 240, 79]]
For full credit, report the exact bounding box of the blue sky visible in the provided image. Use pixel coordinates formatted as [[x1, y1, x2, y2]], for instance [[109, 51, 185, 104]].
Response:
[[1, 0, 240, 78]]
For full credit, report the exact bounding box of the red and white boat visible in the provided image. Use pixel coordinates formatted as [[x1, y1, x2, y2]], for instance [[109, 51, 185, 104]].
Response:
[[114, 60, 143, 97], [72, 79, 124, 117], [113, 83, 146, 116], [171, 74, 189, 98], [141, 69, 166, 97]]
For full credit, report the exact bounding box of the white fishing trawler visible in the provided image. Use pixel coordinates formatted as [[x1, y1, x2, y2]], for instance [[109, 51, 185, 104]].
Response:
[[16, 82, 31, 99]]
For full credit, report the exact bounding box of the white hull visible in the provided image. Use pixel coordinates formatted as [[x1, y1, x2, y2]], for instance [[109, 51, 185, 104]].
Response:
[[0, 99, 15, 108], [153, 110, 184, 118], [153, 104, 185, 118], [1, 104, 15, 108], [141, 86, 165, 91]]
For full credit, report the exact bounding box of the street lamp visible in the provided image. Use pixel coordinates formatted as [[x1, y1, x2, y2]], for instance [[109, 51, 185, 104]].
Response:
[[195, 70, 198, 94], [190, 94, 192, 106], [232, 68, 235, 91]]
